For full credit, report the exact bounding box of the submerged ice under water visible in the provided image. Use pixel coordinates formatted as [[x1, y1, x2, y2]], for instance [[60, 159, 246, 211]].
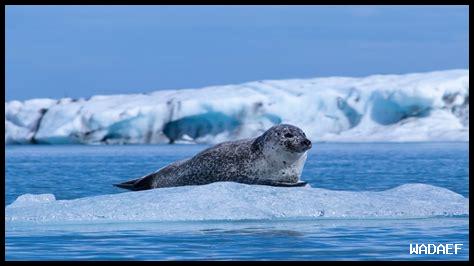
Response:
[[5, 143, 469, 260]]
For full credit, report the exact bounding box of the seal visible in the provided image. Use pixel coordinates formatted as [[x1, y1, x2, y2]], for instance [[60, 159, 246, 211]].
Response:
[[114, 124, 312, 191]]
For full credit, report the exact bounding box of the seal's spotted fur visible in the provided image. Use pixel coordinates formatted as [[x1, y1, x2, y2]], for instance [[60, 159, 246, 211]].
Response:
[[114, 124, 312, 191]]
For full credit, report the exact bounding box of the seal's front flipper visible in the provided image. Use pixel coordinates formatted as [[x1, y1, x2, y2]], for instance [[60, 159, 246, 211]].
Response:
[[248, 179, 308, 187], [268, 181, 308, 187]]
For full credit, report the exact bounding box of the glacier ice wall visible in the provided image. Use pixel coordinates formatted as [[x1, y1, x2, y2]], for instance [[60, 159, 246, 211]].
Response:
[[5, 182, 469, 224], [5, 69, 469, 144]]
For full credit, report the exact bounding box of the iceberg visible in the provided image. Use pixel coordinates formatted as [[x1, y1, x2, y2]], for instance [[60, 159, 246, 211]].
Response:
[[5, 182, 469, 225], [5, 69, 469, 144]]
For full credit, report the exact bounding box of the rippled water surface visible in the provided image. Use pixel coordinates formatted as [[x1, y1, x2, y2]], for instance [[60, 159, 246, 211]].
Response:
[[5, 143, 469, 260]]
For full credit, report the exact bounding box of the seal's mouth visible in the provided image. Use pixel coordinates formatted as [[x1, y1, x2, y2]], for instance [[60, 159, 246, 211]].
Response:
[[287, 138, 312, 153], [301, 138, 312, 151]]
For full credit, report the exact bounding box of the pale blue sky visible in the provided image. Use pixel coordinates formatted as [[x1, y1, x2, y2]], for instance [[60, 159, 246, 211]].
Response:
[[6, 5, 469, 100]]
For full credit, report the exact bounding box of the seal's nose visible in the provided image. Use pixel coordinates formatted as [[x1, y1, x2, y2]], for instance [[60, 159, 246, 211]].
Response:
[[302, 138, 312, 148]]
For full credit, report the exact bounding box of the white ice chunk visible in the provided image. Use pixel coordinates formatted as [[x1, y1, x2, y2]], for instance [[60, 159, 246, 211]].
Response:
[[8, 193, 56, 208], [5, 182, 468, 225]]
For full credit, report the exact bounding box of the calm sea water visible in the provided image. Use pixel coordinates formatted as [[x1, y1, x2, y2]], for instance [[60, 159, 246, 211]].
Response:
[[5, 142, 469, 260]]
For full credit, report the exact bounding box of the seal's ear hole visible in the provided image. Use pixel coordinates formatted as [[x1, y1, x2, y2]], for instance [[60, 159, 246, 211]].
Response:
[[284, 133, 294, 138], [251, 135, 265, 153]]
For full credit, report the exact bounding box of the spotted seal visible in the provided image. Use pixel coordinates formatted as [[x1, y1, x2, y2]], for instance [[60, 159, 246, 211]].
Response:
[[114, 124, 312, 191]]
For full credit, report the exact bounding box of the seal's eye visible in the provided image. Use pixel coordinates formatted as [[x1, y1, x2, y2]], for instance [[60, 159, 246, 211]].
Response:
[[284, 133, 294, 138]]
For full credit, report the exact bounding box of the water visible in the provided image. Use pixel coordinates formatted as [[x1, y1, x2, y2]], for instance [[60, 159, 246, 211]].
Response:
[[5, 142, 469, 260]]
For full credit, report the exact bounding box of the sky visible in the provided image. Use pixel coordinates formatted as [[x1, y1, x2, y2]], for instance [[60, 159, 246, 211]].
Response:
[[5, 5, 469, 101]]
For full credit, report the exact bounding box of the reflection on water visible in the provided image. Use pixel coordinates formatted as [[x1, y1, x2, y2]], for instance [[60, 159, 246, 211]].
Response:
[[6, 218, 469, 260]]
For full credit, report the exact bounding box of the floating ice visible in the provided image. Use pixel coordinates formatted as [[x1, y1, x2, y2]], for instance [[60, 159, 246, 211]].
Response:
[[8, 194, 56, 207], [5, 182, 468, 225], [5, 69, 469, 144]]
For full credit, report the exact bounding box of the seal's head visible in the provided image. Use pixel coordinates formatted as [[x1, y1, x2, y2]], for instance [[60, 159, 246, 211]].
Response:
[[251, 124, 312, 155]]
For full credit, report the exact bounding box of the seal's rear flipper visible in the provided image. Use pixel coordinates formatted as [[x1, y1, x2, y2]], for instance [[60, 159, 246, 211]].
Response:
[[114, 174, 155, 191], [113, 178, 140, 191]]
